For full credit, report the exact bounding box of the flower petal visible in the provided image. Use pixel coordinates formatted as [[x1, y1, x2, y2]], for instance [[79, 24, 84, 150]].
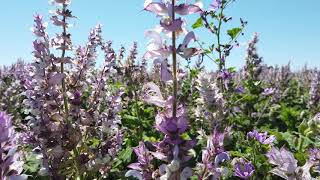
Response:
[[160, 18, 183, 32], [142, 82, 166, 107], [125, 170, 143, 180], [144, 2, 168, 16], [175, 4, 202, 15]]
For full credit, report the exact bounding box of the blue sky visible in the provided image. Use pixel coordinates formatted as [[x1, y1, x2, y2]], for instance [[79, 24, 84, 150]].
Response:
[[1, 0, 320, 70]]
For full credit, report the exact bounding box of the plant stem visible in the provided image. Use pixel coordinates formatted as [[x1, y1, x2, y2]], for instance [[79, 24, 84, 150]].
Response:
[[0, 153, 2, 180], [252, 142, 258, 179], [216, 4, 225, 93], [61, 5, 69, 120], [171, 0, 177, 118], [298, 135, 305, 152]]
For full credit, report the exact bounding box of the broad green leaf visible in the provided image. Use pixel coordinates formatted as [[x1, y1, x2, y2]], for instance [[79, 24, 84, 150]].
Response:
[[227, 27, 242, 40], [192, 17, 203, 29], [118, 146, 133, 161]]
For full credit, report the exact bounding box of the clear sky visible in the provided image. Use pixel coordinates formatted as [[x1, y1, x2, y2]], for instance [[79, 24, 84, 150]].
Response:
[[0, 0, 319, 70]]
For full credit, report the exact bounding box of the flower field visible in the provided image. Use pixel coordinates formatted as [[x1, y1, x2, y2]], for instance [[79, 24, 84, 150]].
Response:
[[0, 0, 319, 179]]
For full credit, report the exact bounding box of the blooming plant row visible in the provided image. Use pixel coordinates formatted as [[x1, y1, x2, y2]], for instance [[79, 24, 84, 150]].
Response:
[[0, 0, 319, 179]]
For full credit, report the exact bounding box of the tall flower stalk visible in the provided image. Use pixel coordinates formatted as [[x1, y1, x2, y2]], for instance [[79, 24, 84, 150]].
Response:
[[126, 1, 202, 179], [195, 0, 246, 93], [60, 4, 70, 119], [23, 0, 125, 178], [171, 0, 178, 118]]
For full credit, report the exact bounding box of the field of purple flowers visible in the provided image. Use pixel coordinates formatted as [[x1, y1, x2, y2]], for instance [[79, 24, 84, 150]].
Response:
[[0, 0, 319, 179]]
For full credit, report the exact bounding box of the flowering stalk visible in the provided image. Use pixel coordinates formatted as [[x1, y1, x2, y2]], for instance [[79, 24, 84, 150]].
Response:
[[127, 2, 203, 178], [60, 4, 69, 119], [171, 0, 178, 118], [196, 0, 246, 93]]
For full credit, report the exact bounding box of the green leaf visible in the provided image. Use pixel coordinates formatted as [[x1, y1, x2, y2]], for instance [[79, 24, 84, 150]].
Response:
[[192, 17, 203, 29], [228, 67, 237, 73], [227, 27, 242, 40], [123, 115, 139, 121], [23, 153, 41, 173], [118, 146, 133, 161], [88, 138, 101, 148], [181, 133, 192, 140], [113, 146, 133, 168]]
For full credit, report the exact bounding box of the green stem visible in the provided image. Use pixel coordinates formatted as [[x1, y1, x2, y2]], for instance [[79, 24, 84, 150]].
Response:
[[252, 142, 258, 179], [298, 135, 305, 152], [73, 148, 84, 180], [216, 4, 225, 93], [256, 98, 271, 126]]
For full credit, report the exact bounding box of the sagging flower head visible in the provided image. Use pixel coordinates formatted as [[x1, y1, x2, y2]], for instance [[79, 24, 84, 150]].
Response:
[[233, 158, 255, 179], [247, 130, 275, 145]]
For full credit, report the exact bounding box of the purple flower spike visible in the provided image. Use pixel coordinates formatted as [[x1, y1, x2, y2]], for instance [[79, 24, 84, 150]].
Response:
[[31, 14, 47, 37], [234, 159, 255, 179], [247, 130, 275, 145]]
